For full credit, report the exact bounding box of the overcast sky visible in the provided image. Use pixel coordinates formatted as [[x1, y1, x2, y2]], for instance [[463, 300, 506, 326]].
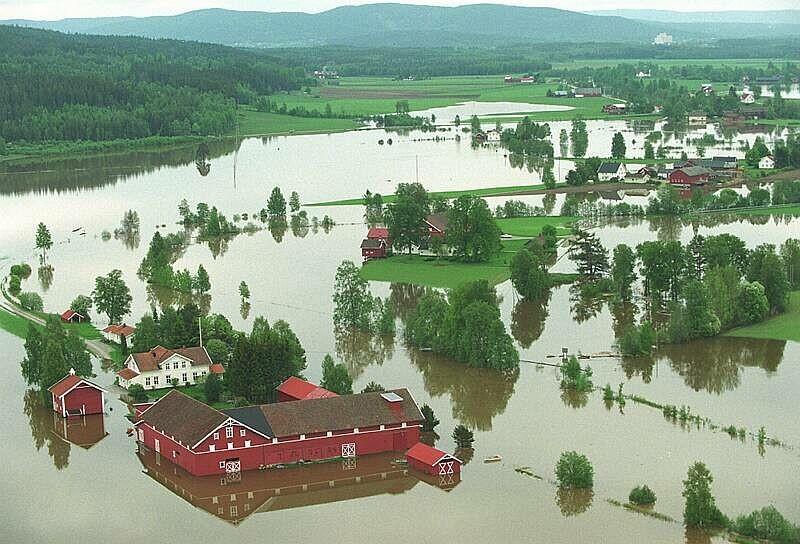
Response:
[[1, 0, 797, 20]]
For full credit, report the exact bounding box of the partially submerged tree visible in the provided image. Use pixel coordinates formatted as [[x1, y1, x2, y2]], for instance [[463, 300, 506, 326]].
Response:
[[92, 269, 132, 324]]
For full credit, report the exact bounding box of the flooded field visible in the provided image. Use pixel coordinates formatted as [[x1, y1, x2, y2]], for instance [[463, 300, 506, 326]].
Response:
[[1, 116, 798, 543]]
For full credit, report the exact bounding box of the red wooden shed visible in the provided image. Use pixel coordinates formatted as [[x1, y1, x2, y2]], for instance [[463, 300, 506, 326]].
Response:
[[361, 238, 387, 260], [405, 442, 462, 476], [60, 310, 85, 323], [276, 376, 337, 402], [49, 370, 107, 417], [367, 227, 391, 245]]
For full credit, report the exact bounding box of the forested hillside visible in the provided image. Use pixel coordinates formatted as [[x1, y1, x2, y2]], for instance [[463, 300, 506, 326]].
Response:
[[0, 26, 308, 144]]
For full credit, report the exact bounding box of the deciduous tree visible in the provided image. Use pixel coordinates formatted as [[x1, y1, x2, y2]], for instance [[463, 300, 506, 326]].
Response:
[[92, 269, 132, 324]]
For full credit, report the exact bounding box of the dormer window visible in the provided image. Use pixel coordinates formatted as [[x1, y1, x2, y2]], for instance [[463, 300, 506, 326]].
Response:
[[226, 426, 234, 439]]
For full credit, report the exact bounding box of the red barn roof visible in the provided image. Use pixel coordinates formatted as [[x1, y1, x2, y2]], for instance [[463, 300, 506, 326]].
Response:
[[48, 373, 106, 398], [367, 227, 389, 240], [118, 368, 139, 380], [60, 310, 83, 322], [103, 324, 136, 336], [406, 442, 461, 467], [277, 376, 336, 400], [209, 363, 225, 374]]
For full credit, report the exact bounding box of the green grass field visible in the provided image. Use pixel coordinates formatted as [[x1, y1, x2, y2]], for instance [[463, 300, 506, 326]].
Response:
[[238, 108, 359, 136], [496, 216, 575, 237], [0, 308, 38, 338], [147, 383, 234, 410], [307, 182, 565, 206], [725, 291, 800, 343], [550, 58, 795, 69]]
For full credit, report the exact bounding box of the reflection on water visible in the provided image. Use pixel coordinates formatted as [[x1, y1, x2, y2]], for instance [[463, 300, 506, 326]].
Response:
[[555, 488, 594, 517], [137, 447, 459, 525], [657, 337, 786, 394], [334, 329, 394, 379], [409, 350, 519, 431], [511, 294, 551, 348], [24, 390, 69, 469]]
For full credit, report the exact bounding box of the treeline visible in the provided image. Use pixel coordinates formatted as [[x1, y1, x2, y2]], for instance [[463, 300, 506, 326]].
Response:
[[0, 26, 308, 144], [271, 40, 800, 77]]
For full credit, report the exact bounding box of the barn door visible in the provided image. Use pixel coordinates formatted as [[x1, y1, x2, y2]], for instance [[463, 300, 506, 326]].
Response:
[[225, 459, 241, 474], [341, 443, 356, 458], [154, 438, 160, 453], [439, 461, 454, 475]]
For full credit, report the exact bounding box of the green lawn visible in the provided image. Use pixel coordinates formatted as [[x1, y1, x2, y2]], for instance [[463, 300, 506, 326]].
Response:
[[0, 308, 38, 338], [725, 291, 800, 343], [147, 384, 234, 410], [496, 216, 575, 237], [307, 182, 566, 207], [238, 109, 359, 136]]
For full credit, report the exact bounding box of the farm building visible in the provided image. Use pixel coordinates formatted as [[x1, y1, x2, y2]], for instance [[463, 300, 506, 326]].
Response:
[[424, 214, 449, 238], [406, 442, 462, 476], [669, 166, 712, 186], [687, 112, 707, 125], [759, 155, 776, 169], [49, 370, 107, 417], [361, 238, 387, 260], [133, 388, 423, 476], [117, 345, 223, 390], [574, 87, 602, 97], [60, 310, 85, 323], [740, 91, 755, 104], [597, 162, 627, 182], [102, 323, 136, 345], [367, 227, 390, 244], [602, 104, 626, 115], [633, 166, 657, 182], [277, 376, 337, 402], [485, 129, 502, 142]]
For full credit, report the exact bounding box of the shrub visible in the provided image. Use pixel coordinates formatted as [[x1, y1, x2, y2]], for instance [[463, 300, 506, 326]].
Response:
[[555, 451, 594, 489], [361, 381, 386, 393], [70, 294, 93, 321], [732, 506, 800, 543], [10, 263, 31, 278], [560, 356, 593, 392], [421, 404, 440, 432], [629, 485, 657, 505], [602, 384, 614, 401], [452, 424, 474, 448], [8, 274, 21, 295], [204, 372, 223, 403], [682, 462, 727, 528], [128, 384, 148, 403], [18, 292, 44, 312]]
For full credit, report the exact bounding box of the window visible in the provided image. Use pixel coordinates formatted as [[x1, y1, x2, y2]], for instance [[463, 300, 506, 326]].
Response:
[[193, 371, 198, 380], [166, 375, 171, 383], [239, 429, 246, 437], [137, 429, 144, 441], [209, 445, 216, 452], [230, 506, 238, 516], [219, 461, 225, 469], [247, 491, 254, 499], [153, 376, 159, 386], [172, 451, 176, 459], [202, 371, 207, 376], [145, 377, 151, 386], [228, 443, 233, 450], [182, 373, 188, 383], [226, 427, 234, 439], [244, 440, 251, 447], [181, 361, 187, 368], [213, 432, 219, 440], [212, 496, 218, 504]]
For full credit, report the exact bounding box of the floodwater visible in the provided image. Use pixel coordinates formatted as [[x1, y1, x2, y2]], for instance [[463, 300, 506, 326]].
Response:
[[1, 117, 798, 543], [410, 100, 573, 123]]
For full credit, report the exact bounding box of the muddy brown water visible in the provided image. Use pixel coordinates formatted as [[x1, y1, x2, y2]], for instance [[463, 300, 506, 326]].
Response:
[[1, 119, 797, 543]]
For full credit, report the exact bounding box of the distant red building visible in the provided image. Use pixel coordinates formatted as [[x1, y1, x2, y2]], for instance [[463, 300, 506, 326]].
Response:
[[361, 238, 387, 260], [134, 389, 423, 476], [49, 371, 107, 417], [60, 310, 85, 323], [276, 376, 337, 402], [367, 227, 390, 244], [406, 442, 462, 476], [669, 166, 711, 186], [424, 214, 448, 238]]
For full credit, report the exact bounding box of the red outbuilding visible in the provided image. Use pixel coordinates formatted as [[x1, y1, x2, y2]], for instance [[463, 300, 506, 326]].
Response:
[[367, 227, 391, 245], [405, 442, 462, 476], [276, 376, 337, 402], [60, 310, 85, 323], [361, 238, 387, 260], [49, 370, 107, 417], [134, 388, 423, 476], [424, 214, 449, 238], [669, 166, 711, 187]]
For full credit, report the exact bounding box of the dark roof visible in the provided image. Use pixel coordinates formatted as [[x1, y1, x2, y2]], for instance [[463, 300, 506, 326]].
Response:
[[139, 390, 227, 446], [712, 156, 736, 163], [597, 162, 622, 174], [259, 388, 422, 437], [361, 238, 385, 249], [673, 166, 712, 177], [425, 214, 448, 233], [131, 346, 212, 372], [49, 373, 106, 397], [222, 406, 274, 438]]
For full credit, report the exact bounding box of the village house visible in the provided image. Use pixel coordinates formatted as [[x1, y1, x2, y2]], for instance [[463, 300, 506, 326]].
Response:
[[117, 345, 224, 390], [49, 370, 107, 417], [405, 442, 462, 477], [759, 155, 776, 169], [520, 75, 535, 84], [688, 112, 708, 125], [276, 376, 337, 402], [485, 129, 502, 143], [60, 310, 85, 323], [425, 214, 448, 238], [633, 166, 658, 183], [597, 162, 627, 182], [657, 165, 673, 179], [669, 166, 712, 187], [361, 238, 388, 260], [700, 84, 715, 96], [635, 70, 651, 79], [602, 104, 626, 115], [102, 323, 135, 345], [133, 388, 424, 476], [574, 87, 602, 98], [740, 91, 755, 104]]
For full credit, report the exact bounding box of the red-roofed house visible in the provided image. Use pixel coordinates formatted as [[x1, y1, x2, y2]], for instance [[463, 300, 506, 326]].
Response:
[[117, 345, 222, 390], [405, 442, 462, 476], [60, 310, 84, 323], [424, 214, 448, 238], [49, 370, 107, 417], [277, 376, 337, 402], [102, 323, 136, 345], [367, 227, 390, 245]]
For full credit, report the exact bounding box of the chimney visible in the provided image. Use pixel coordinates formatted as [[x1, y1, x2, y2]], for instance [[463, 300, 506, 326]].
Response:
[[69, 368, 76, 375]]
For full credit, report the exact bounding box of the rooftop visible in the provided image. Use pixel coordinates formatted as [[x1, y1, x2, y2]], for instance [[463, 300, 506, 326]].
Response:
[[130, 345, 212, 372]]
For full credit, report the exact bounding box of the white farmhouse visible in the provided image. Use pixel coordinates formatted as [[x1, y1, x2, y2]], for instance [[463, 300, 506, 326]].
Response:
[[117, 345, 224, 390], [485, 129, 502, 143], [759, 155, 775, 169], [102, 323, 136, 345], [597, 162, 628, 182]]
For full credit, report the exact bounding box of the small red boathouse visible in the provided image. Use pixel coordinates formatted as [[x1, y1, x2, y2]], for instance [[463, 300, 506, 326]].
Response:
[[49, 370, 107, 417], [405, 442, 462, 476]]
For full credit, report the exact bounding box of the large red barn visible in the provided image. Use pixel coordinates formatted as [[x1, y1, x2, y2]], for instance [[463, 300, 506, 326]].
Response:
[[405, 442, 462, 476], [49, 371, 107, 417], [669, 166, 711, 187], [134, 388, 423, 476]]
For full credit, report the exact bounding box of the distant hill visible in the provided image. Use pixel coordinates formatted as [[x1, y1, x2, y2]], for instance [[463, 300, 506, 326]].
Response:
[[587, 9, 800, 25]]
